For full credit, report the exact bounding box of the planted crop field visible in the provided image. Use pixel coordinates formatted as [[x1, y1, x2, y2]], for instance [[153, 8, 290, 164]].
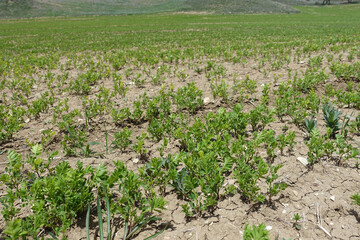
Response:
[[1, 4, 360, 240]]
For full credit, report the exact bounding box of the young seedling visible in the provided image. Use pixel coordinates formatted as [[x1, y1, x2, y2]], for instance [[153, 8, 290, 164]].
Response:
[[293, 213, 301, 230]]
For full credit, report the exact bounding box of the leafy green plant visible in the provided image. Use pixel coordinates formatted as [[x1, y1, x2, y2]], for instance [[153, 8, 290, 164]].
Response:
[[243, 223, 270, 240], [334, 134, 359, 166], [111, 161, 166, 240], [0, 147, 95, 238], [111, 107, 131, 126], [139, 157, 172, 196], [235, 157, 267, 204], [351, 194, 360, 206], [322, 103, 341, 138], [306, 129, 326, 167], [148, 118, 165, 142], [173, 82, 203, 113], [293, 213, 301, 230], [266, 163, 287, 203], [112, 128, 132, 153], [133, 133, 148, 160], [113, 73, 129, 97], [0, 105, 25, 144], [2, 218, 28, 240], [304, 118, 317, 134], [210, 79, 229, 103]]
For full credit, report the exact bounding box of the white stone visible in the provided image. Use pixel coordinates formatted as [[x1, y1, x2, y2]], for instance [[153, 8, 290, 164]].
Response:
[[265, 226, 272, 231], [203, 97, 211, 104], [297, 156, 308, 166], [133, 158, 139, 164], [330, 196, 335, 201]]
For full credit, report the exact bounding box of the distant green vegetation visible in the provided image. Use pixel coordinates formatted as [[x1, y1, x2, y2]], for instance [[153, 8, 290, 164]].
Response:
[[0, 4, 360, 239], [1, 0, 355, 18]]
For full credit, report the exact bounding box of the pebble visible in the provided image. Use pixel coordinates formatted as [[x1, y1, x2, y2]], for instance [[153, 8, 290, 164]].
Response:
[[297, 156, 308, 166], [330, 196, 335, 201], [265, 226, 272, 231], [203, 97, 211, 104], [133, 158, 139, 164]]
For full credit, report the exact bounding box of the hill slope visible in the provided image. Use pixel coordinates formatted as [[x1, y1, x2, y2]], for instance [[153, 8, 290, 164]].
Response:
[[2, 0, 349, 18]]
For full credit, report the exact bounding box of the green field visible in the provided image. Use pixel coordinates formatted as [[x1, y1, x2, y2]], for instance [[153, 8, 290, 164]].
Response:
[[0, 0, 353, 18], [1, 4, 360, 240]]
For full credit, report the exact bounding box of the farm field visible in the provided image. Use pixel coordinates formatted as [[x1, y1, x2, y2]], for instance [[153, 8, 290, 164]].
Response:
[[1, 3, 360, 240]]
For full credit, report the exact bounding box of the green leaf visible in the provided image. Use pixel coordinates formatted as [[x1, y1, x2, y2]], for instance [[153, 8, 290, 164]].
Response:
[[31, 144, 43, 156]]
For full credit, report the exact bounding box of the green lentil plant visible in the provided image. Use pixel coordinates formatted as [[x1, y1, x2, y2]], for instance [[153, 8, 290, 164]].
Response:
[[334, 134, 359, 166], [351, 194, 360, 206], [133, 133, 148, 160], [52, 98, 70, 124], [262, 129, 278, 162], [133, 73, 145, 88], [293, 213, 302, 230], [2, 218, 28, 240], [175, 69, 188, 82], [0, 147, 94, 239], [249, 104, 275, 132], [286, 131, 297, 153], [277, 134, 287, 156], [261, 83, 270, 105], [130, 99, 145, 124], [234, 156, 267, 204], [232, 75, 257, 102], [350, 113, 360, 135], [28, 161, 93, 237], [210, 79, 229, 103], [243, 223, 270, 240], [306, 129, 326, 167], [111, 128, 132, 153], [330, 61, 360, 81], [266, 163, 287, 203], [61, 123, 87, 157], [28, 91, 55, 119], [111, 107, 131, 126], [139, 157, 173, 196], [0, 105, 25, 144], [293, 67, 328, 93], [150, 71, 165, 85], [0, 150, 26, 223], [276, 131, 296, 155], [113, 73, 129, 98], [148, 118, 166, 142], [173, 82, 203, 113], [110, 161, 166, 240], [69, 76, 92, 95], [205, 105, 248, 138]]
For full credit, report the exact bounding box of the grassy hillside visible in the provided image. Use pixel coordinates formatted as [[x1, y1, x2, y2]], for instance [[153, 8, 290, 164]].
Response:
[[0, 0, 299, 18], [0, 0, 357, 18]]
